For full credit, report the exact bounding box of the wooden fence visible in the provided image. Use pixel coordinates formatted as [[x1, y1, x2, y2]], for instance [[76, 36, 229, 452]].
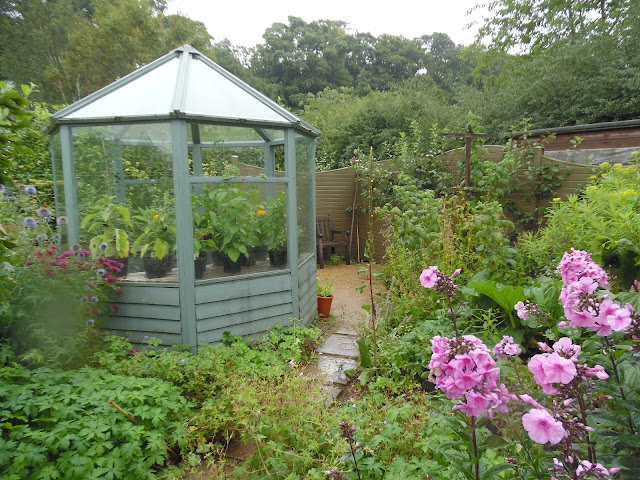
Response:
[[236, 146, 593, 263]]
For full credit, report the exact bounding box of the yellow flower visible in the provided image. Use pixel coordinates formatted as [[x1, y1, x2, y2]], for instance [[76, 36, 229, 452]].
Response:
[[257, 210, 266, 216], [153, 214, 159, 219]]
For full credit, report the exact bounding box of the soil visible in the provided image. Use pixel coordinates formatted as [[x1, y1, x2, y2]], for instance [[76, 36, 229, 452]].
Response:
[[316, 261, 384, 333]]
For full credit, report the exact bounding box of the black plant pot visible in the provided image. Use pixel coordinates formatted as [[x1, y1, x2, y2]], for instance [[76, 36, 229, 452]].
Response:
[[194, 253, 207, 279], [222, 253, 242, 273], [143, 256, 173, 279], [252, 246, 268, 261], [240, 249, 256, 267], [110, 256, 129, 278], [211, 251, 225, 266], [268, 248, 287, 268]]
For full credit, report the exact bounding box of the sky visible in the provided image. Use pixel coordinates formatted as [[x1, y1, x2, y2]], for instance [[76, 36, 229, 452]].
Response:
[[166, 0, 488, 48]]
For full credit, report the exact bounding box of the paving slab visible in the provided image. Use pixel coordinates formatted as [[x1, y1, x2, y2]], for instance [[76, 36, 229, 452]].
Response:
[[319, 385, 344, 406], [334, 326, 359, 336], [316, 333, 360, 358], [317, 354, 358, 385]]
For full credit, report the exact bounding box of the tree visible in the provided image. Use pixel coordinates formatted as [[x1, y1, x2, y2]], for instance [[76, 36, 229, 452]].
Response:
[[479, 0, 634, 52]]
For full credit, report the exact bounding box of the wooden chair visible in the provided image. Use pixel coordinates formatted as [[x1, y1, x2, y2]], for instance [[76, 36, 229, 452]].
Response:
[[316, 215, 351, 268]]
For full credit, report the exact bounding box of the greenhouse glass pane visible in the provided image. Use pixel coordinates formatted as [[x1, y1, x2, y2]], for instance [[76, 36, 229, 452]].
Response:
[[191, 183, 288, 279], [73, 123, 177, 283], [64, 58, 179, 119], [184, 58, 289, 123], [296, 135, 315, 264]]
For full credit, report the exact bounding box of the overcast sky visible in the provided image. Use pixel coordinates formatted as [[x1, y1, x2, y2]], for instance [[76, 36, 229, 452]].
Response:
[[166, 0, 487, 48]]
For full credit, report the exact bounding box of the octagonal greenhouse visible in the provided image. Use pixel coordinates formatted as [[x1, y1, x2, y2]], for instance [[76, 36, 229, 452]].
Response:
[[49, 45, 320, 348]]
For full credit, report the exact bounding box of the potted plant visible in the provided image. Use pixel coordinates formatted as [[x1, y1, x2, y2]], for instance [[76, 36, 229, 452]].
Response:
[[192, 194, 213, 279], [261, 192, 288, 268], [199, 185, 260, 273], [317, 277, 334, 318], [80, 196, 132, 277], [131, 194, 177, 279]]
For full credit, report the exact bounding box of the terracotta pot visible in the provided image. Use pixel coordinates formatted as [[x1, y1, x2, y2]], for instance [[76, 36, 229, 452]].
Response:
[[317, 294, 333, 318]]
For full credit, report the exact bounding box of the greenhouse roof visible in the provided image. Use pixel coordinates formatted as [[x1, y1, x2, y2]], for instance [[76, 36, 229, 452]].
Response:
[[51, 45, 319, 137]]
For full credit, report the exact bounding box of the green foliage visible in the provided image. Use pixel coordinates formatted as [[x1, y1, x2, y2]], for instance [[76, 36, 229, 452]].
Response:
[[131, 192, 176, 260], [2, 246, 121, 367], [0, 365, 191, 480], [519, 163, 640, 288], [0, 81, 34, 185], [81, 196, 133, 258], [258, 191, 287, 252]]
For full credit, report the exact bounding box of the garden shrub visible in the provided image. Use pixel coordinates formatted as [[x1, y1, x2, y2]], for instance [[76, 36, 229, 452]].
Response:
[[519, 163, 640, 288], [0, 365, 191, 480]]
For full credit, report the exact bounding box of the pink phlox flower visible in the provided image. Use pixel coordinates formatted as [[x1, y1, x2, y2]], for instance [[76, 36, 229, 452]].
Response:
[[552, 337, 581, 361], [606, 303, 633, 332], [542, 352, 577, 384], [522, 408, 566, 445], [585, 364, 609, 380], [537, 342, 553, 353], [452, 391, 491, 417], [519, 394, 544, 409], [453, 370, 482, 390], [575, 460, 620, 477], [570, 277, 599, 295], [514, 301, 528, 320], [493, 335, 522, 360], [420, 266, 439, 288], [558, 249, 609, 287]]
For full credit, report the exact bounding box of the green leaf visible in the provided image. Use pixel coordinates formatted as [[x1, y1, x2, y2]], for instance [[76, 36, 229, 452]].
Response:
[[153, 238, 168, 260], [358, 338, 372, 368]]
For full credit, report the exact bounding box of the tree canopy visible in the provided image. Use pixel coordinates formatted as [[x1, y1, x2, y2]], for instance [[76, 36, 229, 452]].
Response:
[[1, 0, 640, 168]]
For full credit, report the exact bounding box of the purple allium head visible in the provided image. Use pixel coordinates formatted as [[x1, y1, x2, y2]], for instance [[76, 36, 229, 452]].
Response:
[[96, 268, 106, 277], [77, 251, 86, 259], [36, 235, 47, 242], [56, 216, 69, 226], [50, 234, 61, 242], [23, 216, 37, 228], [86, 319, 95, 328], [36, 207, 51, 219], [22, 185, 37, 195], [90, 296, 99, 303], [98, 242, 108, 252], [80, 296, 89, 304]]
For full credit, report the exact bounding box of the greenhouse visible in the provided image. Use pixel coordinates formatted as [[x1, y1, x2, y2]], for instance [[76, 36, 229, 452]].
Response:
[[49, 45, 320, 348]]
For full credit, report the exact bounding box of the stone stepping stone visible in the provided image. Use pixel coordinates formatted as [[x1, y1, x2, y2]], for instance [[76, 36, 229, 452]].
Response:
[[317, 354, 358, 385], [334, 326, 358, 336], [320, 384, 344, 406], [317, 333, 360, 359]]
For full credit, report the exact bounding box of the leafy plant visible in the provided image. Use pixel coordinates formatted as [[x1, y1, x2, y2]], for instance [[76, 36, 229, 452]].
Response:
[[260, 191, 287, 252], [131, 192, 176, 260], [0, 365, 191, 480], [81, 195, 133, 258], [317, 278, 334, 297]]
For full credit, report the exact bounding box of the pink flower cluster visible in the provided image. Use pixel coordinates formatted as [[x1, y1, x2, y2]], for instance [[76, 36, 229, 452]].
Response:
[[429, 335, 515, 417], [529, 338, 580, 395], [558, 249, 634, 335], [493, 335, 522, 360]]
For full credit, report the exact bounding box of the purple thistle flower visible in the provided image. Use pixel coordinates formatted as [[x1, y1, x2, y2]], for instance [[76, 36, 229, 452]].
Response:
[[23, 217, 37, 228], [22, 185, 37, 195], [56, 216, 69, 226]]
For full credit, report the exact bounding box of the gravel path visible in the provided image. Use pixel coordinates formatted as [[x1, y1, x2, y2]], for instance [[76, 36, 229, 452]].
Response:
[[316, 262, 384, 333]]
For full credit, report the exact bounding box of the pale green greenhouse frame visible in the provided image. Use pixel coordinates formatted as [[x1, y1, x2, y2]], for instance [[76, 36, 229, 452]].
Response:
[[49, 45, 320, 349]]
